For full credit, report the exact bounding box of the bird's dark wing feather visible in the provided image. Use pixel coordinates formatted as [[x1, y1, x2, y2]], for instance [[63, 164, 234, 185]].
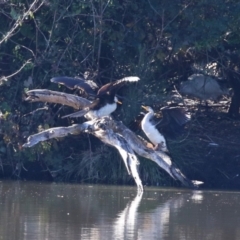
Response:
[[97, 82, 113, 96], [97, 76, 140, 96], [154, 106, 190, 137], [51, 76, 98, 96], [160, 106, 191, 127]]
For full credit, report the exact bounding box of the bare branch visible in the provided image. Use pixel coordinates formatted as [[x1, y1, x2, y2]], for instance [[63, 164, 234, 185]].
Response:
[[23, 117, 143, 191], [110, 120, 202, 188], [0, 59, 32, 83], [0, 0, 45, 45], [22, 124, 87, 148], [22, 92, 203, 190], [25, 89, 91, 109]]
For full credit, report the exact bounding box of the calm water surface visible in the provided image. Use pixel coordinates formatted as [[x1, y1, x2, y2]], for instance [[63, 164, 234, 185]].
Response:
[[0, 181, 240, 240]]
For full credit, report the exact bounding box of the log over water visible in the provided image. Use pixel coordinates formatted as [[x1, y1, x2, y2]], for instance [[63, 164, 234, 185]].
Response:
[[23, 89, 203, 192]]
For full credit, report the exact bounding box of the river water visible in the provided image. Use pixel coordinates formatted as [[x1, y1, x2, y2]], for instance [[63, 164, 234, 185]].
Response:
[[0, 181, 240, 240]]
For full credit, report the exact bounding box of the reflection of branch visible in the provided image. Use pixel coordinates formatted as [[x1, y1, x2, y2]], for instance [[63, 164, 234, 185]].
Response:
[[114, 191, 143, 238], [0, 0, 45, 45], [136, 193, 185, 238], [113, 190, 202, 239], [0, 59, 32, 83]]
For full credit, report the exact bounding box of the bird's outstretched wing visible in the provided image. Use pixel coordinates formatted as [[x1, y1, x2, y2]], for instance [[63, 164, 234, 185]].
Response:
[[51, 76, 98, 96], [97, 76, 140, 96], [158, 106, 191, 127]]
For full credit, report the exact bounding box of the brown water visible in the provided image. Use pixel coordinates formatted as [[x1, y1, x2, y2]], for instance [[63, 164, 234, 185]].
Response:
[[0, 181, 240, 240]]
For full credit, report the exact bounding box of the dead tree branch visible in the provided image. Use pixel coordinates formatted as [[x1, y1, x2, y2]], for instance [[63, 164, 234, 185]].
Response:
[[25, 89, 91, 109], [23, 89, 203, 191]]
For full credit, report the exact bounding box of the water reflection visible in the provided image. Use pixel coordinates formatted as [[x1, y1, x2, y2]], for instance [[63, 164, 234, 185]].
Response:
[[113, 191, 143, 239], [0, 181, 240, 240]]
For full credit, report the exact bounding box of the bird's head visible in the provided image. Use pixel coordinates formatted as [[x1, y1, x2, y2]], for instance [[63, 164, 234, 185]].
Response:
[[141, 105, 154, 113]]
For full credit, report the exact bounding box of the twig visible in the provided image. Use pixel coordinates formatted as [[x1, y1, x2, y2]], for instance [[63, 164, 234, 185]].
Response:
[[0, 59, 32, 83], [0, 0, 45, 45], [22, 106, 48, 117]]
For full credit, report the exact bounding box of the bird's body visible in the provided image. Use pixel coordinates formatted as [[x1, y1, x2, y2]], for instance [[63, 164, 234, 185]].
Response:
[[140, 105, 190, 152], [141, 106, 168, 152], [51, 76, 140, 119], [141, 112, 166, 146], [69, 95, 119, 119]]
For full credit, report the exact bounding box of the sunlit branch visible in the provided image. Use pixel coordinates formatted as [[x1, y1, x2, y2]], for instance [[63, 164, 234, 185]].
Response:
[[0, 0, 45, 45], [0, 59, 32, 83]]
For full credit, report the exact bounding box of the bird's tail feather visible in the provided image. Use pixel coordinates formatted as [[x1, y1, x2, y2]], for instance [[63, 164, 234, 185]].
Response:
[[62, 109, 89, 118]]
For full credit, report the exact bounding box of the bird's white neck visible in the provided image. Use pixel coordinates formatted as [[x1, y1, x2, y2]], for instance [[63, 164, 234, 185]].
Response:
[[141, 112, 154, 130], [143, 111, 154, 123]]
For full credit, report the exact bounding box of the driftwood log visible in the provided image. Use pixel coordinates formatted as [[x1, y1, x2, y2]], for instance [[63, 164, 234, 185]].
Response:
[[23, 89, 203, 192]]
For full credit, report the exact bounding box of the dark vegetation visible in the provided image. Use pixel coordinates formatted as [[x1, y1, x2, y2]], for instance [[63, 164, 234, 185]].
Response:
[[0, 0, 240, 189]]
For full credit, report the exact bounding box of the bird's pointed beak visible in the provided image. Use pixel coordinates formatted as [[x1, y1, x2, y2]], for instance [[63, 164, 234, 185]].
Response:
[[141, 105, 148, 111], [117, 100, 122, 104]]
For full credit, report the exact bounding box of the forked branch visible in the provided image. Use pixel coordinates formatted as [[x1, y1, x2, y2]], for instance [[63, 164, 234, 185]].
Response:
[[23, 89, 203, 191]]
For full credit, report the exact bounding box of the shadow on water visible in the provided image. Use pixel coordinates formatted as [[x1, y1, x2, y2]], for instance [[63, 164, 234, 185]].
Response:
[[0, 181, 240, 240]]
